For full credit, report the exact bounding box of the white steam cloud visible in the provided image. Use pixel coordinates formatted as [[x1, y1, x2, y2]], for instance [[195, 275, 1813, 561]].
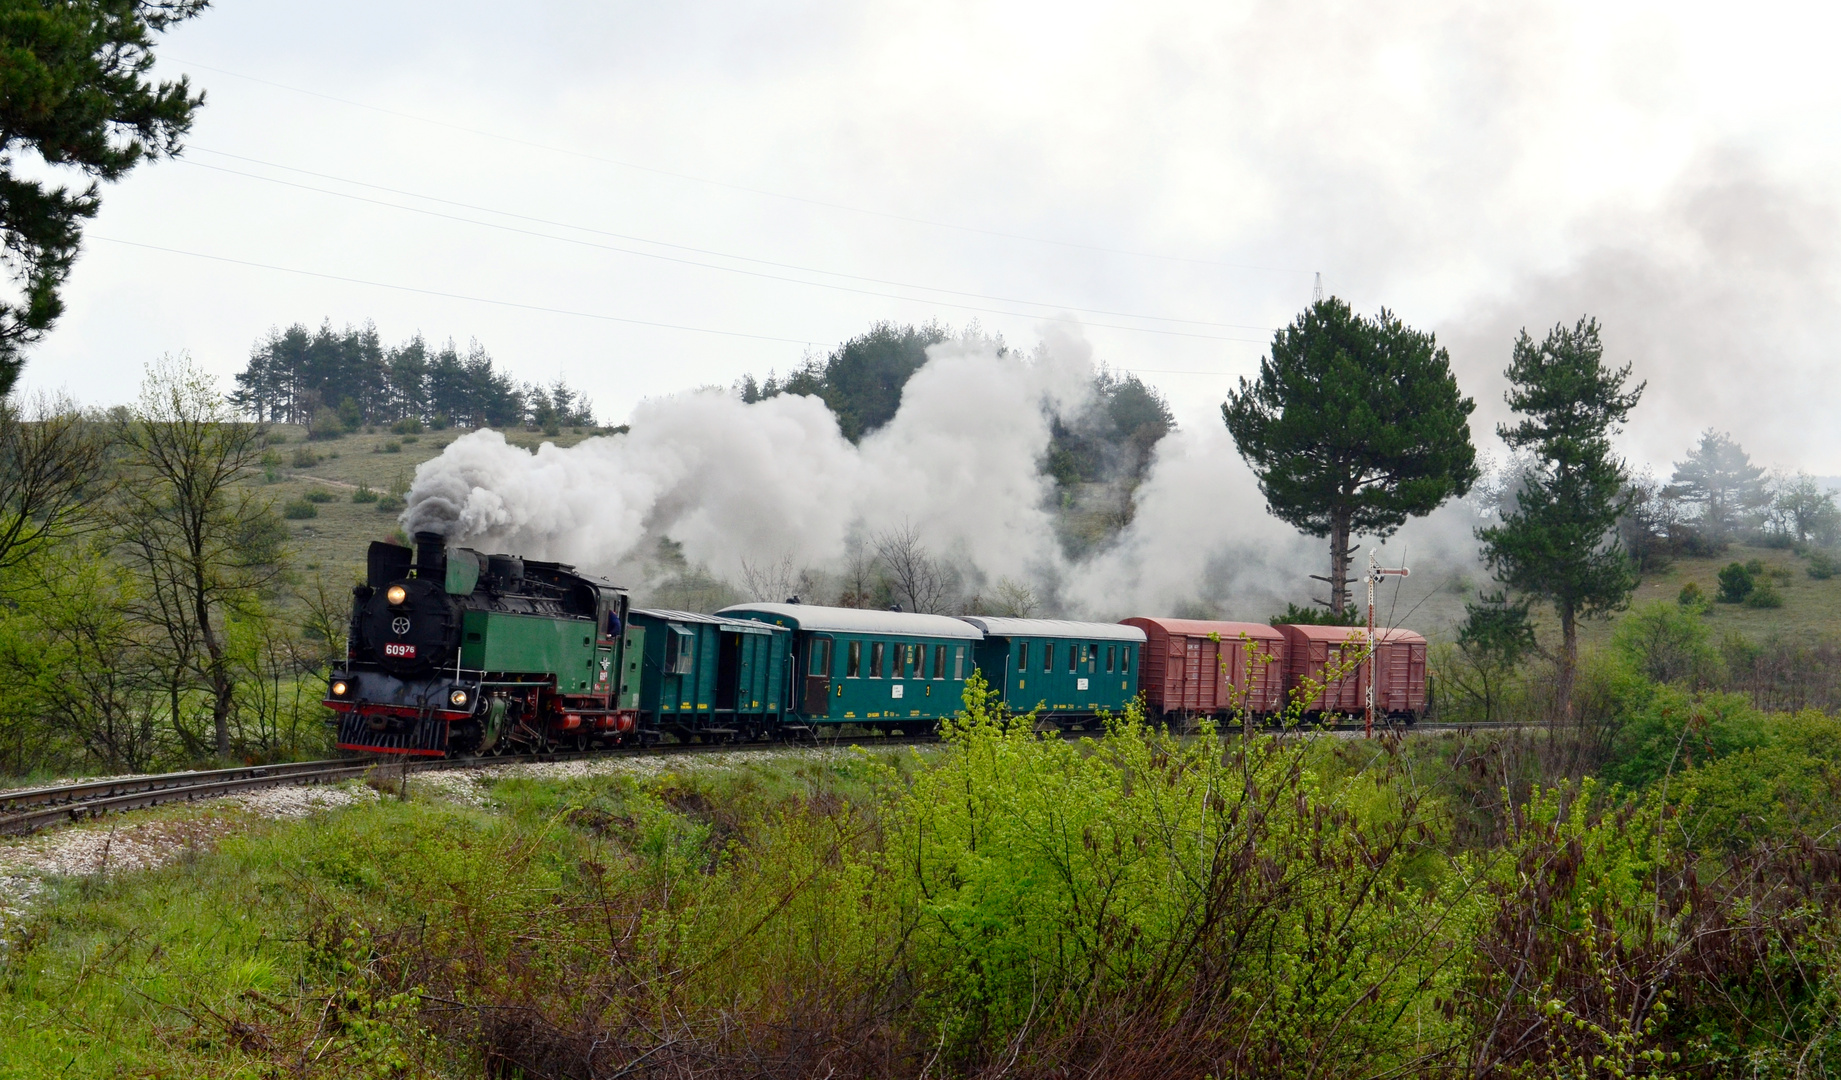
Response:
[[403, 327, 1492, 625]]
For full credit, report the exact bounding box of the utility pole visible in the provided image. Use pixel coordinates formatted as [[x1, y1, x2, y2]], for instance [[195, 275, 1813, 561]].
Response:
[[1312, 271, 1324, 304], [1364, 550, 1409, 737]]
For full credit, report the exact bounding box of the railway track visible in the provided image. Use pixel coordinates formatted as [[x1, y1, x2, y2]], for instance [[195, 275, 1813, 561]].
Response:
[[0, 729, 946, 837], [0, 721, 1518, 838]]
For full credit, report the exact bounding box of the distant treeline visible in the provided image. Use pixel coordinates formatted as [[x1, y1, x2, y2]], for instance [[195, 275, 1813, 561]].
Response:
[[230, 321, 597, 434]]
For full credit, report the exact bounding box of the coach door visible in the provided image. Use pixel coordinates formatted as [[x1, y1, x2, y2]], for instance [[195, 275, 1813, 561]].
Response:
[[802, 635, 833, 718]]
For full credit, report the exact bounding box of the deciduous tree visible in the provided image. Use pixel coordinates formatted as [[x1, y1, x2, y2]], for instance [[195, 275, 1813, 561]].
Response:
[[1223, 297, 1478, 613], [114, 354, 286, 757]]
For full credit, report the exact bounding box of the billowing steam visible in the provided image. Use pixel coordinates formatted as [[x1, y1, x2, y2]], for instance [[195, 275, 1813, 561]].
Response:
[[402, 325, 1498, 623]]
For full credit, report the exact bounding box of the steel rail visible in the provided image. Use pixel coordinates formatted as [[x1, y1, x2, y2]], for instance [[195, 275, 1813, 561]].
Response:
[[0, 720, 1522, 837]]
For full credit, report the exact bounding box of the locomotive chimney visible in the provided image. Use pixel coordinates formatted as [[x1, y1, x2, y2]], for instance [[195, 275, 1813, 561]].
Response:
[[414, 531, 448, 583]]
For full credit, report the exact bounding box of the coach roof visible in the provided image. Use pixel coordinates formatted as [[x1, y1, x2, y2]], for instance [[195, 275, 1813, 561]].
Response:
[[716, 603, 983, 639], [956, 617, 1146, 642]]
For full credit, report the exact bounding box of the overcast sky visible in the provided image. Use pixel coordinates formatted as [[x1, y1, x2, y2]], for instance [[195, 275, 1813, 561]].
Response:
[[20, 0, 1841, 472]]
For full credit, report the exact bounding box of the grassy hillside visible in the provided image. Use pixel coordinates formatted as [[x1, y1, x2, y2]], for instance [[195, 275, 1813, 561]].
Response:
[[254, 423, 604, 581]]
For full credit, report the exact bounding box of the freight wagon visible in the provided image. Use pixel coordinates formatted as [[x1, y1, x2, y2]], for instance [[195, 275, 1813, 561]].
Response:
[[1120, 617, 1287, 724], [1274, 624, 1428, 722]]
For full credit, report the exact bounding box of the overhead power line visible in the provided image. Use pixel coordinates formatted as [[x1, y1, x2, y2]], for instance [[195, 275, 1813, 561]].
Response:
[[186, 147, 1277, 334], [90, 236, 828, 346], [167, 57, 1311, 275], [170, 156, 1271, 344], [93, 236, 1258, 379]]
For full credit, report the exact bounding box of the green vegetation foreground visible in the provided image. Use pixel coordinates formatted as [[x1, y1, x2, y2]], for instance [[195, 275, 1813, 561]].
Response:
[[5, 672, 1841, 1078]]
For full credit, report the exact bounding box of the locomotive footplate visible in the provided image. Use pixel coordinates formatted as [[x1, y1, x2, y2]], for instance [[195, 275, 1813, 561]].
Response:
[[335, 711, 450, 756]]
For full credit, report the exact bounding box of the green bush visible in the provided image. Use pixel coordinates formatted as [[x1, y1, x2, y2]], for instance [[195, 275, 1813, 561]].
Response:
[[1612, 600, 1718, 685], [1745, 580, 1785, 608], [1677, 581, 1707, 610], [376, 494, 405, 513], [302, 488, 335, 504], [1809, 550, 1838, 579], [401, 434, 418, 444], [289, 446, 319, 470], [383, 440, 402, 454], [281, 499, 317, 520], [1716, 561, 1754, 603], [351, 484, 379, 504], [391, 417, 423, 435]]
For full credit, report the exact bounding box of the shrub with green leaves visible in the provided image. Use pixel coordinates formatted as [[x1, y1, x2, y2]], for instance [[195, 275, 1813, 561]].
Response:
[[281, 499, 317, 520], [351, 484, 379, 504], [1677, 581, 1707, 610], [289, 446, 319, 470], [1809, 549, 1838, 579], [302, 488, 334, 504], [1613, 600, 1718, 685], [1745, 580, 1785, 608], [375, 494, 405, 513], [1716, 561, 1754, 602]]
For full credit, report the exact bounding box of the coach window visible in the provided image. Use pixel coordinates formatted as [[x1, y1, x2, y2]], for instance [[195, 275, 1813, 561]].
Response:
[[1086, 644, 1098, 671], [1122, 646, 1132, 673], [1106, 645, 1115, 673], [870, 642, 885, 678], [933, 644, 945, 679], [846, 640, 862, 678], [1043, 642, 1055, 672], [809, 637, 833, 677], [953, 645, 966, 680], [1068, 644, 1079, 674], [1017, 641, 1029, 671]]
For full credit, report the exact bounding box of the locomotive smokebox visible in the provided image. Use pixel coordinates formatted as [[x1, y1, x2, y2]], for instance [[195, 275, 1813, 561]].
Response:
[[414, 531, 448, 583]]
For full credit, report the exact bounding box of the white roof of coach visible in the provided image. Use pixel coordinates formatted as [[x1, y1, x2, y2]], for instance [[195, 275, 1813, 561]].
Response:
[[716, 603, 984, 639], [956, 617, 1147, 642]]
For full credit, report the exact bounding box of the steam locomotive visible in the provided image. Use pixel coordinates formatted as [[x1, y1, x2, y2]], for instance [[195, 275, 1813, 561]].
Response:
[[325, 535, 1427, 757]]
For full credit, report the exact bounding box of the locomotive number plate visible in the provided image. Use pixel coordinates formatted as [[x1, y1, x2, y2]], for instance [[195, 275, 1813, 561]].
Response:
[[384, 642, 417, 658]]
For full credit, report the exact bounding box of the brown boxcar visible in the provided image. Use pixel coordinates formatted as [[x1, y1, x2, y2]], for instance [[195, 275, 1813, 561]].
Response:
[[1119, 618, 1288, 720], [1274, 624, 1428, 720]]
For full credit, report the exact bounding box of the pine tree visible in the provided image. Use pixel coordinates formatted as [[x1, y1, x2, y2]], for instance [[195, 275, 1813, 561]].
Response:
[[0, 1, 207, 392], [1477, 317, 1643, 716], [1222, 297, 1479, 613], [1668, 429, 1769, 543]]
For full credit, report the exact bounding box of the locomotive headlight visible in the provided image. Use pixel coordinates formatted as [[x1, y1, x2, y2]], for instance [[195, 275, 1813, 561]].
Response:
[[331, 680, 349, 696], [450, 689, 469, 706], [385, 584, 408, 605]]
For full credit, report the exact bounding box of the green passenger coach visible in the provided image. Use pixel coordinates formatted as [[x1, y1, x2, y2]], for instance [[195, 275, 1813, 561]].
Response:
[[716, 603, 982, 731], [957, 617, 1146, 724], [627, 609, 789, 741]]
